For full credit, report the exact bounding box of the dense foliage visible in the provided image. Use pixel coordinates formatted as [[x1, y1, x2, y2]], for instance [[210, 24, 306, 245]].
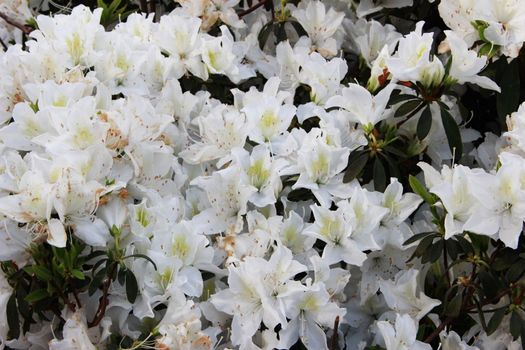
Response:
[[1, 0, 525, 349]]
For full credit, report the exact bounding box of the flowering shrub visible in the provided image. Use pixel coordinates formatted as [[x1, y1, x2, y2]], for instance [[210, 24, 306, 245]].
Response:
[[1, 0, 525, 349]]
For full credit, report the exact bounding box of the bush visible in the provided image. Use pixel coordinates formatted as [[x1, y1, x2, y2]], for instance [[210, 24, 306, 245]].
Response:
[[0, 0, 525, 349]]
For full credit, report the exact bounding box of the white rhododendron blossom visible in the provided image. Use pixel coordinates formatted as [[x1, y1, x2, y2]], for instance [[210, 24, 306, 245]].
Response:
[[0, 0, 524, 349]]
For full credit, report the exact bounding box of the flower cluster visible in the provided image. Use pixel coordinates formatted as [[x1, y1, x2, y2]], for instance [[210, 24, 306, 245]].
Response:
[[1, 0, 525, 349]]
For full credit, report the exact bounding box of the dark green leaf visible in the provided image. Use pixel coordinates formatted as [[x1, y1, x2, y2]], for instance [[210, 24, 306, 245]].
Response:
[[287, 188, 315, 202], [118, 267, 126, 285], [24, 266, 53, 282], [487, 308, 506, 335], [445, 292, 462, 317], [506, 261, 525, 282], [416, 105, 432, 140], [258, 22, 274, 50], [24, 289, 49, 303], [510, 311, 522, 339], [440, 107, 463, 162], [427, 239, 444, 263], [403, 231, 437, 246], [373, 157, 386, 192], [497, 59, 520, 122], [408, 235, 435, 262], [125, 270, 138, 304], [289, 20, 307, 37], [446, 239, 460, 260], [123, 254, 158, 271], [89, 267, 107, 296], [408, 175, 436, 204], [7, 293, 20, 339], [388, 93, 419, 107], [473, 298, 488, 331], [394, 99, 423, 118], [344, 151, 369, 183], [456, 235, 474, 255], [273, 22, 287, 44]]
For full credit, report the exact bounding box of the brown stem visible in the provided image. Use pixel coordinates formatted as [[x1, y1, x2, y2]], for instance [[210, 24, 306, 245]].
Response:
[[139, 0, 148, 13], [147, 0, 156, 20], [424, 316, 454, 343], [0, 37, 7, 51], [443, 240, 451, 287], [238, 0, 268, 17], [88, 263, 117, 327], [330, 316, 340, 350], [0, 11, 33, 35]]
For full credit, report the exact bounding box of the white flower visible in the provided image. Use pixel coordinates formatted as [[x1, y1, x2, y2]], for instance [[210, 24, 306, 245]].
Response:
[[439, 0, 525, 58], [291, 1, 345, 57], [48, 310, 97, 350], [232, 145, 288, 207], [440, 330, 480, 350], [201, 26, 255, 83], [180, 103, 249, 166], [386, 22, 434, 83], [379, 269, 441, 320], [304, 205, 367, 266], [0, 271, 12, 348], [326, 83, 394, 128], [289, 129, 351, 207], [191, 165, 256, 234], [279, 282, 346, 350], [211, 246, 306, 348], [376, 313, 431, 350], [445, 30, 500, 92], [239, 77, 296, 144]]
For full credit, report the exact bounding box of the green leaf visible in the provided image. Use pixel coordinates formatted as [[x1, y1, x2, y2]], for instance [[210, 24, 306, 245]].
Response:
[[394, 99, 423, 118], [7, 293, 20, 339], [125, 270, 138, 304], [445, 292, 462, 317], [510, 311, 522, 339], [497, 58, 520, 122], [388, 93, 419, 107], [440, 107, 463, 162], [258, 21, 274, 50], [123, 254, 158, 271], [506, 260, 525, 282], [118, 267, 126, 285], [403, 231, 437, 246], [416, 105, 432, 140], [487, 307, 506, 335], [24, 289, 49, 303], [287, 188, 315, 202], [373, 157, 386, 192], [273, 22, 287, 44], [24, 265, 53, 282], [344, 151, 369, 183], [446, 239, 460, 260], [427, 239, 444, 264], [408, 235, 435, 262], [89, 267, 107, 296], [456, 235, 474, 255], [288, 20, 307, 37], [408, 175, 436, 205], [70, 269, 85, 280]]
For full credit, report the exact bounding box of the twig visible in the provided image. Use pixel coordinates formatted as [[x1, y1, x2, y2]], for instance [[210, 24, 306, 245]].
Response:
[[88, 263, 117, 327], [0, 37, 7, 51], [424, 316, 454, 343], [330, 316, 340, 350], [0, 11, 33, 35], [147, 0, 156, 20], [238, 0, 268, 17], [139, 0, 148, 13]]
